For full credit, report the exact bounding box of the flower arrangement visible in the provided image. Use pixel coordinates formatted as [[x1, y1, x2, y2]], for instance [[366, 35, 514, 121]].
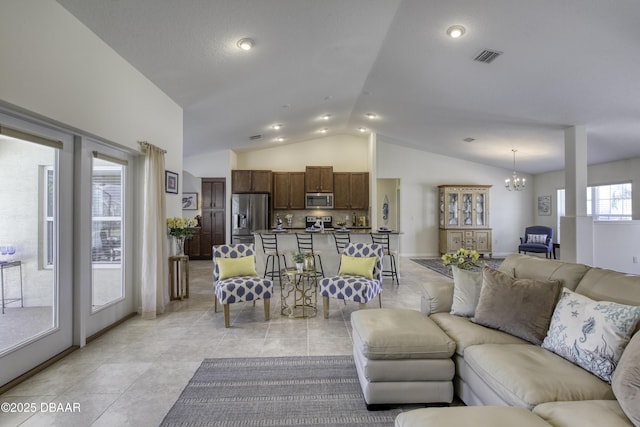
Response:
[[441, 248, 481, 271], [166, 217, 198, 239]]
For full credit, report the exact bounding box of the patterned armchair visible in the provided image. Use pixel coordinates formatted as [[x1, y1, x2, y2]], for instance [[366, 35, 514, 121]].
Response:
[[518, 225, 554, 258], [318, 243, 384, 318], [213, 244, 272, 328]]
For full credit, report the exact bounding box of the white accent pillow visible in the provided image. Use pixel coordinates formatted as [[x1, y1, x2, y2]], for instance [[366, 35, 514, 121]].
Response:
[[527, 234, 548, 244], [542, 288, 640, 383], [450, 267, 483, 317]]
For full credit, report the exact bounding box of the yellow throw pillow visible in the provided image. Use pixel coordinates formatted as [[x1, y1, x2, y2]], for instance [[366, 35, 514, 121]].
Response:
[[217, 256, 258, 280], [338, 255, 376, 279]]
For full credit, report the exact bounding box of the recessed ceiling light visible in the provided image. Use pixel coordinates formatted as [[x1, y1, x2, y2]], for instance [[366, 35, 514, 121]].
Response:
[[321, 114, 331, 121], [365, 113, 377, 120], [319, 128, 328, 134], [272, 124, 283, 130], [358, 127, 368, 133], [276, 137, 285, 142], [446, 25, 466, 39], [237, 38, 254, 50]]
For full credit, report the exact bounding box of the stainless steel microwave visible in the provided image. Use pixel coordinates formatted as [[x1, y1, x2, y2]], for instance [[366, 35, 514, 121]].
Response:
[[305, 193, 334, 209]]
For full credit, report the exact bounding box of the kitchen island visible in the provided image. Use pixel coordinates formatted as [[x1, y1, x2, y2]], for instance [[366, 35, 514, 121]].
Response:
[[251, 229, 401, 280]]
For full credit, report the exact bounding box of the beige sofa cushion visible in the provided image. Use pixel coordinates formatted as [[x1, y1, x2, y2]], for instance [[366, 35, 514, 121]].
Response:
[[576, 267, 640, 307], [431, 313, 528, 356], [612, 331, 640, 426], [351, 308, 455, 360], [473, 267, 562, 345], [395, 406, 550, 427], [499, 253, 590, 291], [464, 344, 615, 408], [533, 400, 633, 427]]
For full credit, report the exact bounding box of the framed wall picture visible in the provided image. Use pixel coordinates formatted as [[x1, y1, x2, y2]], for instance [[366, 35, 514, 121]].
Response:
[[182, 192, 198, 210], [538, 195, 551, 216], [165, 170, 178, 194]]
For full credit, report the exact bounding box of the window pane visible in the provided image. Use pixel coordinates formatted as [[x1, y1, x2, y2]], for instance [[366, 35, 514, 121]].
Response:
[[0, 138, 56, 354], [91, 159, 124, 310]]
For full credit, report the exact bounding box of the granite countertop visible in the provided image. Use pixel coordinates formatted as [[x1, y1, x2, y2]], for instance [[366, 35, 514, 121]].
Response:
[[254, 228, 401, 235]]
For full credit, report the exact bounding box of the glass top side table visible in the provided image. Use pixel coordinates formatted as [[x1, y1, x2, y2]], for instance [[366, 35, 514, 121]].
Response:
[[279, 267, 318, 318]]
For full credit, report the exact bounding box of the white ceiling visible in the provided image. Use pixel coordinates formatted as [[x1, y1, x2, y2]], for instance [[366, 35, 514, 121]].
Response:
[[56, 0, 640, 174]]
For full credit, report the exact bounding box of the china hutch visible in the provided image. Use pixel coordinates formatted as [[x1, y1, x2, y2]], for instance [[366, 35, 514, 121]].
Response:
[[438, 185, 492, 257]]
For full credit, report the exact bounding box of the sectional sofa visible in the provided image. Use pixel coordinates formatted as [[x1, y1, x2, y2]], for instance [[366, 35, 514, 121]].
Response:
[[398, 253, 640, 427]]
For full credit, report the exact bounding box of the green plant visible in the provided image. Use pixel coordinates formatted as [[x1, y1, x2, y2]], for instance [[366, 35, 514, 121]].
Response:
[[292, 251, 305, 263], [441, 248, 481, 270]]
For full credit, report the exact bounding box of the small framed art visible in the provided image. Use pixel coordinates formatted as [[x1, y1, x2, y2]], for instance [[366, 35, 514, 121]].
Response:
[[182, 192, 198, 210], [538, 195, 551, 216], [165, 170, 179, 194]]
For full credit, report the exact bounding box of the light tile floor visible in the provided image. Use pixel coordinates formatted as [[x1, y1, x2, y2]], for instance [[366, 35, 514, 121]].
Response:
[[0, 257, 446, 426]]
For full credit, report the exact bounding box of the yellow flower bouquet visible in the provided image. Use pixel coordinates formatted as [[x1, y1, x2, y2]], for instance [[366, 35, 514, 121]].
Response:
[[441, 248, 481, 271]]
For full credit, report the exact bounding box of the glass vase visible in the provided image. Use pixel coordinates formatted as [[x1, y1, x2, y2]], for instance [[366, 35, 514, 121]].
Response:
[[174, 236, 185, 256]]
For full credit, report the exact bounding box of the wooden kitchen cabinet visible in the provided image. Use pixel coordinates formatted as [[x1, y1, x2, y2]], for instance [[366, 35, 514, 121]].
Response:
[[232, 170, 272, 193], [305, 166, 333, 193], [438, 184, 492, 257], [273, 172, 305, 209], [334, 172, 369, 209]]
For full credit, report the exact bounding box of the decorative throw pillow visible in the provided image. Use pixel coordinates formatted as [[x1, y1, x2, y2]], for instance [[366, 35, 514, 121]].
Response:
[[338, 255, 376, 279], [450, 266, 483, 317], [217, 255, 258, 280], [527, 234, 548, 244], [472, 266, 563, 345], [612, 331, 640, 426], [542, 289, 640, 383]]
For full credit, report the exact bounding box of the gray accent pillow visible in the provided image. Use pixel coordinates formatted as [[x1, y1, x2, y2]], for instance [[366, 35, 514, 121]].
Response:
[[612, 331, 640, 426], [473, 266, 562, 345], [450, 267, 483, 317]]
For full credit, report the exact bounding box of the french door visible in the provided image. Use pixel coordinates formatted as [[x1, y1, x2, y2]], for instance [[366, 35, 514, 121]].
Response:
[[0, 112, 74, 386]]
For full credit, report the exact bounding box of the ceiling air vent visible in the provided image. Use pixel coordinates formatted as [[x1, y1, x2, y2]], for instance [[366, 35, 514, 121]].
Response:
[[474, 49, 502, 64], [463, 137, 476, 143], [249, 134, 262, 141]]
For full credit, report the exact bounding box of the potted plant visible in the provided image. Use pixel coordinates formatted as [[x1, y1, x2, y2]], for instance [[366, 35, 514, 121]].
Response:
[[441, 248, 481, 271], [292, 251, 305, 272]]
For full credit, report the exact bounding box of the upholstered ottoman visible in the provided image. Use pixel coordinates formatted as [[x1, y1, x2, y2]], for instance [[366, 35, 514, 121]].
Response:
[[395, 407, 551, 427], [351, 308, 456, 407]]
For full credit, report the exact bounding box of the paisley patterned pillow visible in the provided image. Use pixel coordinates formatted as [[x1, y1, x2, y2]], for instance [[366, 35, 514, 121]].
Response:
[[542, 288, 640, 383]]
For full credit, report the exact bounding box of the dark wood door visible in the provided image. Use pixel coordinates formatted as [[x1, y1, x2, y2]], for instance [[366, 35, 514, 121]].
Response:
[[191, 178, 225, 259]]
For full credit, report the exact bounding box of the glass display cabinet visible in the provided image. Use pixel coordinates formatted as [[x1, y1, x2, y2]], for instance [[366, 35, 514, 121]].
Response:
[[438, 185, 492, 257]]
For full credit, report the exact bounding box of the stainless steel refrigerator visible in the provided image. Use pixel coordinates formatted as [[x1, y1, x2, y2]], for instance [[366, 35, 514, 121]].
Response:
[[231, 193, 269, 244]]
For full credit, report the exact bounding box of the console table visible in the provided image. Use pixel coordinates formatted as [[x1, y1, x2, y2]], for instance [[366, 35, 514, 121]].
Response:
[[1, 260, 24, 314], [169, 255, 189, 300]]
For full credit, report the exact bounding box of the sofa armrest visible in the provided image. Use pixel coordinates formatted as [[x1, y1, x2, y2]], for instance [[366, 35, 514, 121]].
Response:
[[420, 280, 454, 315]]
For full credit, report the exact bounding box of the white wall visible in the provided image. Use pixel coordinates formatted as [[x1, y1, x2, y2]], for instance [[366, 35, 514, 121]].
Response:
[[0, 0, 183, 216], [376, 137, 533, 257], [236, 134, 369, 171], [593, 221, 640, 274]]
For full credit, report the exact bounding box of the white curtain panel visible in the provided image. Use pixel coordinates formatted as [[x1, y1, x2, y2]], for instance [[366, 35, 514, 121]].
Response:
[[140, 143, 167, 319]]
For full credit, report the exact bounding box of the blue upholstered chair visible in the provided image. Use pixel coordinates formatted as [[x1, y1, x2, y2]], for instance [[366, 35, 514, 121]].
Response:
[[213, 244, 272, 328], [318, 243, 384, 318], [518, 226, 554, 258]]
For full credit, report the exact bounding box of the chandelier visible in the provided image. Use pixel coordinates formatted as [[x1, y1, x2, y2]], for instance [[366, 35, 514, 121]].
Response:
[[505, 149, 526, 191]]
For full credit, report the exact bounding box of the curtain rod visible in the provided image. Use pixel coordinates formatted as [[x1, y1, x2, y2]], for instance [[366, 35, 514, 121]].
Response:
[[138, 140, 167, 154]]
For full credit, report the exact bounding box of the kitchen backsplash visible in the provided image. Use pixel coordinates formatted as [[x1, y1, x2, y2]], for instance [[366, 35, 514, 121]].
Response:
[[273, 209, 369, 228]]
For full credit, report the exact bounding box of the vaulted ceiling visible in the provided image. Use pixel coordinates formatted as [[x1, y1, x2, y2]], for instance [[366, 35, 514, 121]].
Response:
[[57, 0, 640, 174]]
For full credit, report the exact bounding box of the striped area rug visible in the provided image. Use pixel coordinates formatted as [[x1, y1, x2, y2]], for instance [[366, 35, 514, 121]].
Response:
[[160, 355, 400, 426], [411, 258, 504, 278]]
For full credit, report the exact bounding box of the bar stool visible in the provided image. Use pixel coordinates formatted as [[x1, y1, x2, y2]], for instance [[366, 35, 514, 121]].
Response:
[[370, 233, 400, 285], [333, 232, 351, 254], [295, 233, 325, 278], [257, 233, 287, 282]]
